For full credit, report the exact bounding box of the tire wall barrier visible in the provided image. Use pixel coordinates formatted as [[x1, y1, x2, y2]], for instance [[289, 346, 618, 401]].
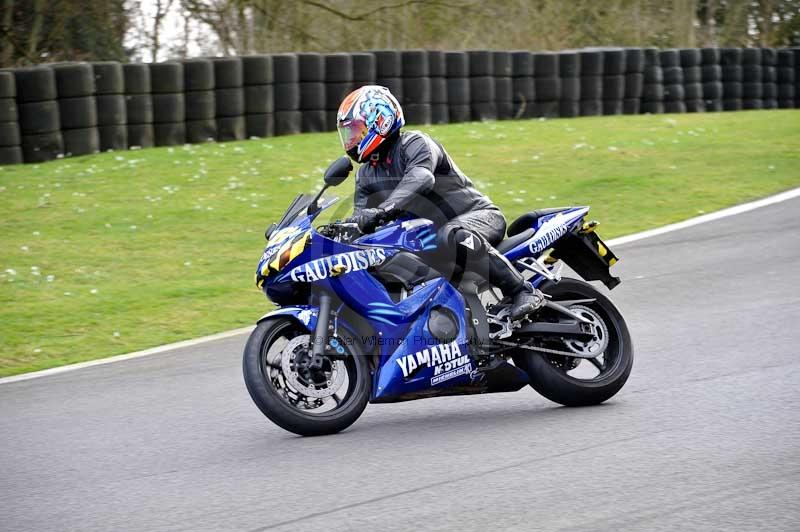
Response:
[[533, 52, 559, 118], [401, 49, 432, 125], [1, 46, 797, 164], [243, 54, 274, 139], [324, 53, 351, 133], [123, 62, 154, 148], [558, 51, 580, 118], [14, 66, 64, 162], [183, 58, 216, 143], [93, 62, 128, 151], [213, 57, 244, 142], [151, 61, 186, 146], [0, 71, 22, 164]]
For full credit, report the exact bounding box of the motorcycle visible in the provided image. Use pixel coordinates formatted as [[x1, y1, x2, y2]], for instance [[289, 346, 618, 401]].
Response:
[[243, 157, 633, 436]]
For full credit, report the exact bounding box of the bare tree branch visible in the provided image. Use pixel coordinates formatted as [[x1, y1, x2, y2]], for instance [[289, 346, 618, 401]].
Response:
[[300, 0, 478, 22]]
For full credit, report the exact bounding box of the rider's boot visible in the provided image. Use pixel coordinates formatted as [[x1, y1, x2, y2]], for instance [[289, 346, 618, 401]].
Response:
[[509, 281, 546, 321], [485, 248, 546, 321]]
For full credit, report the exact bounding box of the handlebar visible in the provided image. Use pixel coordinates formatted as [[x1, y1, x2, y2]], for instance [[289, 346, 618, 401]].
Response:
[[318, 221, 363, 242], [319, 213, 399, 241]]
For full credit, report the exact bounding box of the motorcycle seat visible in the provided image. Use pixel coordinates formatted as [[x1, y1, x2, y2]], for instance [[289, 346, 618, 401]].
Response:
[[495, 228, 535, 254], [506, 207, 571, 237]]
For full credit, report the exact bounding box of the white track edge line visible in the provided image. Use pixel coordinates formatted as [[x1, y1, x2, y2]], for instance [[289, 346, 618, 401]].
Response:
[[0, 327, 254, 384], [3, 186, 799, 385], [606, 186, 800, 246]]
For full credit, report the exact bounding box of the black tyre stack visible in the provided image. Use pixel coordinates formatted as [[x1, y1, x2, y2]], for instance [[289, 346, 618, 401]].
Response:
[[700, 48, 723, 112], [510, 51, 534, 119], [468, 50, 496, 121], [623, 48, 644, 114], [601, 48, 626, 115], [54, 63, 100, 156], [428, 51, 448, 124], [761, 48, 778, 109], [742, 48, 763, 110], [661, 49, 686, 113], [776, 49, 795, 108], [680, 48, 704, 112], [558, 51, 580, 118], [578, 50, 602, 116], [273, 54, 301, 136], [0, 71, 22, 164], [493, 51, 513, 120], [297, 53, 326, 133], [92, 62, 127, 151], [16, 66, 64, 162], [795, 47, 800, 109], [123, 63, 154, 148], [721, 48, 743, 111], [183, 58, 216, 143], [213, 57, 245, 141], [351, 53, 377, 90], [401, 50, 431, 124], [373, 50, 403, 106], [641, 48, 664, 114], [150, 62, 186, 146], [445, 51, 470, 123], [533, 52, 560, 118], [324, 53, 353, 130], [347, 52, 378, 127], [243, 55, 274, 138]]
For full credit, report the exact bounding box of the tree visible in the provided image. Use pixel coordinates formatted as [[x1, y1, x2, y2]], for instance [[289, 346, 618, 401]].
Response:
[[0, 0, 130, 67]]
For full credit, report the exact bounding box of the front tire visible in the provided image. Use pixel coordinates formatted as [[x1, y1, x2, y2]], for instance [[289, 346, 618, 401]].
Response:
[[243, 317, 370, 436], [514, 277, 633, 406]]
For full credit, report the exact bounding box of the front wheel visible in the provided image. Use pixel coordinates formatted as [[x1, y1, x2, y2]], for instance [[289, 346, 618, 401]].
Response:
[[513, 277, 633, 406], [243, 317, 371, 436]]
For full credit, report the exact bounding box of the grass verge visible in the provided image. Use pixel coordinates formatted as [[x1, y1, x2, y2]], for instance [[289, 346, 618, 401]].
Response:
[[1, 110, 799, 376]]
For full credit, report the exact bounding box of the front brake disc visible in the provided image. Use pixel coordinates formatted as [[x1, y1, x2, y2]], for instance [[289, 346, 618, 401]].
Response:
[[280, 335, 346, 398]]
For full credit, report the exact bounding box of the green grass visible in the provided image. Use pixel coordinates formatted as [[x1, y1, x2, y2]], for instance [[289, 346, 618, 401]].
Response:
[[1, 110, 799, 376]]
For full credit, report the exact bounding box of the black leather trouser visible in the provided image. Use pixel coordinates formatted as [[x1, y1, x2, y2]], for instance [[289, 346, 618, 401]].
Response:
[[432, 209, 527, 295]]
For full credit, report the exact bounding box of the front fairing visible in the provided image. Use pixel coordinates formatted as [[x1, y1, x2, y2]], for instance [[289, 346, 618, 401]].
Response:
[[256, 196, 340, 286]]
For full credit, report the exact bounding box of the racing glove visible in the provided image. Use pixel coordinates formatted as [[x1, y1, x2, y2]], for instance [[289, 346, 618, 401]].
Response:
[[350, 207, 388, 234]]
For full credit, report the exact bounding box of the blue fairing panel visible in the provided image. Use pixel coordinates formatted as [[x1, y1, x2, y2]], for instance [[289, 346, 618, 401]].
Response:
[[258, 306, 319, 332], [371, 279, 478, 401], [355, 218, 438, 252], [503, 206, 590, 262]]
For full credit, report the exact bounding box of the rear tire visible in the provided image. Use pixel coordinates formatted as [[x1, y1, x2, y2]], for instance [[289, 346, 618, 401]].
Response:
[[243, 317, 370, 436], [514, 278, 633, 406]]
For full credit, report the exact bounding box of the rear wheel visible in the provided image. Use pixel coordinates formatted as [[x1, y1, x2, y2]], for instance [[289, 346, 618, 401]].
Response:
[[513, 277, 633, 406], [243, 317, 370, 436]]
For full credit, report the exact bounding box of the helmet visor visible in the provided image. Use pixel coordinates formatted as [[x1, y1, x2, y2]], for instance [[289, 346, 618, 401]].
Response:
[[337, 118, 366, 153]]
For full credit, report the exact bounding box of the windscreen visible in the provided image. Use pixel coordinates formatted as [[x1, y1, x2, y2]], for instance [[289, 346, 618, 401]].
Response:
[[274, 194, 313, 230]]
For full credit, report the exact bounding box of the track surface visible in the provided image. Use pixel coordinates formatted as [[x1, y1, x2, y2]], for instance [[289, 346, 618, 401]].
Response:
[[3, 197, 800, 532]]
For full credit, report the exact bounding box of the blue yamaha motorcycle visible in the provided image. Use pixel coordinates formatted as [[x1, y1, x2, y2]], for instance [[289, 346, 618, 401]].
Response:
[[244, 157, 632, 436]]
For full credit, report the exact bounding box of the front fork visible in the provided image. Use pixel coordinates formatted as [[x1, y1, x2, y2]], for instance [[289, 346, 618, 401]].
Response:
[[309, 292, 332, 371]]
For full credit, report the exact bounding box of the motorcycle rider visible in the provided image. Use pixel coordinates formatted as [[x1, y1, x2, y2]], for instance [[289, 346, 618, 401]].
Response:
[[337, 85, 544, 321]]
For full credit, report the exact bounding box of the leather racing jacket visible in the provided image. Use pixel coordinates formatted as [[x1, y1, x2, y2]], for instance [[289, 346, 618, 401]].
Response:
[[353, 131, 498, 226]]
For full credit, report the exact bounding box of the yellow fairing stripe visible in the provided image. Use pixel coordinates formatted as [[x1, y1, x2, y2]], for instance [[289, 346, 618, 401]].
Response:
[[269, 239, 293, 272], [266, 231, 311, 274], [289, 232, 311, 262]]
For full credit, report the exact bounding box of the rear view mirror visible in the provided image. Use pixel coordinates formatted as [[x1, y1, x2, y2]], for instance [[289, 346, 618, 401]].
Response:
[[323, 156, 353, 186], [264, 222, 277, 240]]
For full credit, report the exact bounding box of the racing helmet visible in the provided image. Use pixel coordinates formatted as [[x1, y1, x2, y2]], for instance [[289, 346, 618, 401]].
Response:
[[336, 85, 404, 163]]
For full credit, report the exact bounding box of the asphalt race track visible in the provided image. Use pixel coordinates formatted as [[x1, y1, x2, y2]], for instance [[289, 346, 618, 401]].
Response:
[[3, 196, 800, 532]]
